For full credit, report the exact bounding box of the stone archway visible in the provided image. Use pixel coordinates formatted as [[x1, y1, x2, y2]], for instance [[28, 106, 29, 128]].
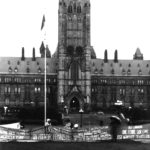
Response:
[[70, 97, 80, 112], [65, 91, 84, 113]]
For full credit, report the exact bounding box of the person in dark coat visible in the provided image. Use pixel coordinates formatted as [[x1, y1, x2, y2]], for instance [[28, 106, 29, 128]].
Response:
[[110, 116, 121, 142]]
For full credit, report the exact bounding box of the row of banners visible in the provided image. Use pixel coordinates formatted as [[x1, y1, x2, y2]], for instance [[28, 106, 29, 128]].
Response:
[[0, 124, 150, 141]]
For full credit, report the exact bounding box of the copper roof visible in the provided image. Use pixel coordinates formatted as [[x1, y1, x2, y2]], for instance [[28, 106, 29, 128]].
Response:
[[0, 57, 58, 74], [91, 59, 150, 76]]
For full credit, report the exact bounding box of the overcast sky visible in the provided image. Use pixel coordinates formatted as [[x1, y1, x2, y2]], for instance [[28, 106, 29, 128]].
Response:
[[0, 0, 150, 60]]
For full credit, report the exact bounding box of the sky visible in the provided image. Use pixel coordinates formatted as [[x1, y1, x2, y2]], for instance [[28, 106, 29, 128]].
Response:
[[0, 0, 150, 60]]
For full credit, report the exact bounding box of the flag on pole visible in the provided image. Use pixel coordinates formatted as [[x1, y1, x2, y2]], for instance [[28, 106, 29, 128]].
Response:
[[41, 15, 45, 30]]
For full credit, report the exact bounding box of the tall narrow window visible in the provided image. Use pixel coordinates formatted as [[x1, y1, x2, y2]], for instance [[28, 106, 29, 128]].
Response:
[[68, 5, 73, 13], [71, 61, 79, 81], [77, 5, 81, 13]]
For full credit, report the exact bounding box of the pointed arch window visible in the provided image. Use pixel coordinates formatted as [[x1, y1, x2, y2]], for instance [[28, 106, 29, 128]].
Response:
[[68, 5, 73, 13], [74, 3, 76, 12], [47, 87, 51, 94], [70, 61, 79, 80], [14, 67, 18, 73], [100, 69, 103, 74], [122, 68, 126, 75], [77, 5, 81, 13], [127, 69, 131, 75], [94, 68, 98, 74], [17, 61, 20, 65], [8, 67, 12, 73], [26, 67, 30, 73], [84, 3, 87, 7], [120, 88, 126, 96], [146, 64, 149, 68], [38, 67, 41, 73], [138, 69, 142, 75], [111, 69, 115, 74], [128, 63, 131, 67]]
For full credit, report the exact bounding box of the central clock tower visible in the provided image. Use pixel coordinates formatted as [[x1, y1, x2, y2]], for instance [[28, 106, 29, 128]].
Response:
[[57, 0, 95, 112]]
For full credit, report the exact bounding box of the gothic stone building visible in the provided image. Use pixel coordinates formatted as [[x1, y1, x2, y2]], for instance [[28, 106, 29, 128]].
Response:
[[0, 0, 150, 112]]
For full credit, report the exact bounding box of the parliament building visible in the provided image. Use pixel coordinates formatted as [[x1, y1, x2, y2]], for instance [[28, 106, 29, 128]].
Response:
[[0, 0, 150, 112]]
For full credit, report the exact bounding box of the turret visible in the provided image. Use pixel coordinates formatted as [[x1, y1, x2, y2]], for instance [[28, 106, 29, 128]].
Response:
[[114, 49, 118, 63], [21, 47, 25, 61], [133, 48, 143, 60], [104, 49, 108, 63], [32, 47, 36, 61]]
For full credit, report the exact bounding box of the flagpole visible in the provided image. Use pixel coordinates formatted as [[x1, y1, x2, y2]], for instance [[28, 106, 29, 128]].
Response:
[[44, 42, 47, 126], [41, 14, 47, 126]]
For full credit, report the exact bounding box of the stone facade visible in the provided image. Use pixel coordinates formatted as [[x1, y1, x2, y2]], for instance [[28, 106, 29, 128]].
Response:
[[0, 0, 150, 112]]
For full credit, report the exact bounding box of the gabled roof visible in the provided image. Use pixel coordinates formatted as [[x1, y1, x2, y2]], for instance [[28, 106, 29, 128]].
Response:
[[133, 48, 143, 60], [0, 57, 58, 75], [91, 59, 150, 76], [135, 48, 142, 56]]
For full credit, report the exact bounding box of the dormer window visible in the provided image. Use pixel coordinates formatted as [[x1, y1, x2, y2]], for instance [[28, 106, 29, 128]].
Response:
[[122, 69, 126, 75], [146, 64, 149, 68], [127, 69, 131, 75], [17, 61, 20, 65], [138, 69, 142, 75], [111, 69, 115, 74], [14, 67, 18, 73], [94, 68, 98, 74], [100, 69, 103, 74], [38, 67, 41, 73], [128, 64, 131, 67], [8, 67, 12, 73], [27, 67, 30, 73]]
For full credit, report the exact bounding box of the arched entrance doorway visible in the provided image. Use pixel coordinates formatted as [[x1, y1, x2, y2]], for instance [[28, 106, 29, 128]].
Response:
[[70, 97, 80, 112]]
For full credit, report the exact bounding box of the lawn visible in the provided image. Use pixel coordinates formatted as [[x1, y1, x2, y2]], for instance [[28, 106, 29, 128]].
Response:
[[0, 141, 150, 150]]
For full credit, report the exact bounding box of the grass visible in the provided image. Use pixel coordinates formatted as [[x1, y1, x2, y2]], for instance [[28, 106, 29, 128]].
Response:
[[0, 140, 150, 150]]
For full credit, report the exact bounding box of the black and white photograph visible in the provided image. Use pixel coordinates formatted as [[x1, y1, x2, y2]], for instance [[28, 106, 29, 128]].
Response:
[[0, 0, 150, 149]]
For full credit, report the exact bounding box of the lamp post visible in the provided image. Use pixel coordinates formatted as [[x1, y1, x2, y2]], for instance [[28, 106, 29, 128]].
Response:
[[79, 108, 84, 128]]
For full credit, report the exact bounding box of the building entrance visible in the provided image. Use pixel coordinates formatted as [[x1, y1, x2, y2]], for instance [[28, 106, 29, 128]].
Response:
[[70, 97, 80, 113]]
